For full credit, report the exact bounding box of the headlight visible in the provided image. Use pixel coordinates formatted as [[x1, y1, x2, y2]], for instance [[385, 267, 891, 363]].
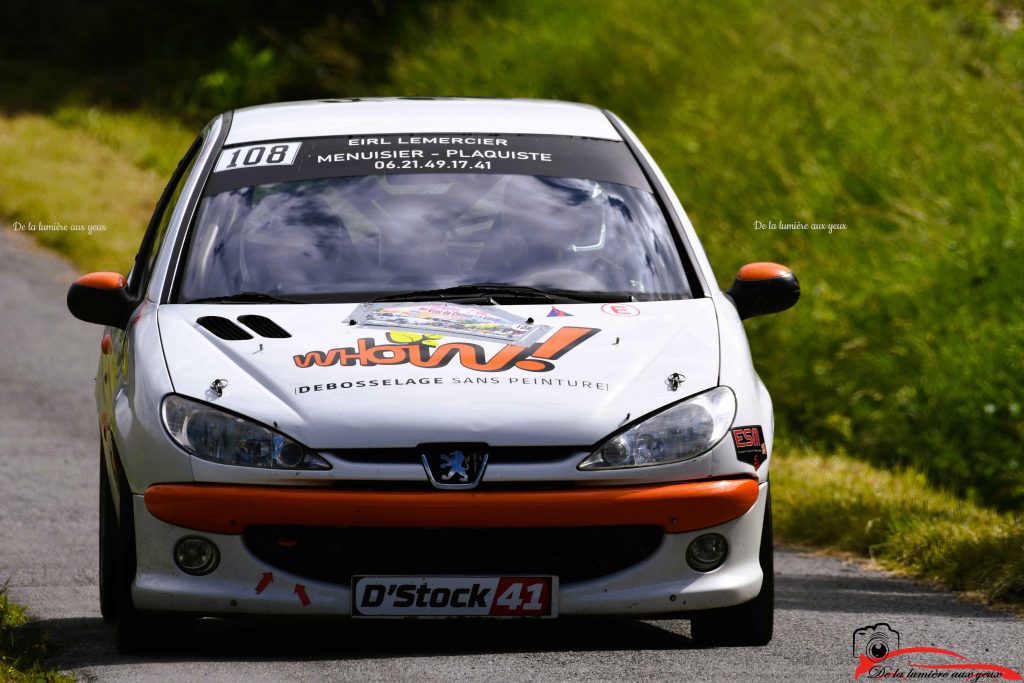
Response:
[[578, 386, 736, 470], [161, 395, 331, 470]]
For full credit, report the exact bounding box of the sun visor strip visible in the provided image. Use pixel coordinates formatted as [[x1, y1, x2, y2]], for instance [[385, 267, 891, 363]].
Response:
[[202, 134, 652, 196]]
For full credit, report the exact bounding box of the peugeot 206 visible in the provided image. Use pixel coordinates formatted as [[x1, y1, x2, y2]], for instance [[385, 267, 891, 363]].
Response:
[[67, 98, 799, 653]]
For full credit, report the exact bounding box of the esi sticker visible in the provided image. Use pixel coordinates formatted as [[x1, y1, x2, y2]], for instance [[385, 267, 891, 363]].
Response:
[[214, 142, 302, 172], [731, 425, 767, 469]]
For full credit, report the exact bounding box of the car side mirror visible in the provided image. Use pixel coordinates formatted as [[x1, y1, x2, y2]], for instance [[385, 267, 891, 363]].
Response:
[[725, 262, 800, 320], [67, 272, 134, 328]]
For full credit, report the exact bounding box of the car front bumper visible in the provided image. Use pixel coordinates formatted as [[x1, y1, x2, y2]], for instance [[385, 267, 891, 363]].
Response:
[[131, 479, 768, 617]]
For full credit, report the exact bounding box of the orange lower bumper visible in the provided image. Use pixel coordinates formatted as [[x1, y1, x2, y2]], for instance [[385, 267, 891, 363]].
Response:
[[144, 479, 759, 535]]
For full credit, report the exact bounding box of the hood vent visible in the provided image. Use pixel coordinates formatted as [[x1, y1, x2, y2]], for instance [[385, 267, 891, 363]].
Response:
[[197, 316, 253, 340], [237, 315, 291, 338]]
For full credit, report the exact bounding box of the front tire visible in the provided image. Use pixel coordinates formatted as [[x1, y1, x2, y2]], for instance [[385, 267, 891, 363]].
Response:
[[98, 452, 119, 622], [689, 486, 774, 647], [112, 459, 194, 654]]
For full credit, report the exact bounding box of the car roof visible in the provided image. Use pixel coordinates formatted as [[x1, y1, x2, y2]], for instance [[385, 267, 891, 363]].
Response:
[[224, 98, 622, 145]]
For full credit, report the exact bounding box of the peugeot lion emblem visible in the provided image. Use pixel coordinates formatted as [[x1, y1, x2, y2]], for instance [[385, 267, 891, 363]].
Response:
[[420, 444, 489, 490]]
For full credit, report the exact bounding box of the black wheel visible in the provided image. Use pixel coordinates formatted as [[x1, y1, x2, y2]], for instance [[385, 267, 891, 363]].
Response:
[[689, 486, 774, 647], [99, 451, 119, 622], [113, 462, 194, 654]]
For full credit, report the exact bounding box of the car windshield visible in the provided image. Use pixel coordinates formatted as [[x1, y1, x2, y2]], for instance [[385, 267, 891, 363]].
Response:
[[178, 137, 691, 303]]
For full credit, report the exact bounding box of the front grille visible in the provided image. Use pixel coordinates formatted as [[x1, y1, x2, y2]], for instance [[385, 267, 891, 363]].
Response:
[[325, 480, 580, 492], [244, 525, 663, 585], [326, 445, 585, 464]]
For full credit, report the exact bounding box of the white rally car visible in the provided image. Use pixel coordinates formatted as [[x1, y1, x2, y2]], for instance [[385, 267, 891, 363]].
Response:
[[67, 98, 799, 653]]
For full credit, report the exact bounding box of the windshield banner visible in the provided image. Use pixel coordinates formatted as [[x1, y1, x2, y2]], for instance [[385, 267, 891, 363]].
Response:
[[204, 134, 650, 195]]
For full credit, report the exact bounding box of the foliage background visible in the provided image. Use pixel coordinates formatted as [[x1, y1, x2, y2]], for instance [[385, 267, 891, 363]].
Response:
[[1, 0, 1022, 513]]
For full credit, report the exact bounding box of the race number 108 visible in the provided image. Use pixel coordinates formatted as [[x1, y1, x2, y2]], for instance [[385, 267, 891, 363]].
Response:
[[214, 142, 302, 172]]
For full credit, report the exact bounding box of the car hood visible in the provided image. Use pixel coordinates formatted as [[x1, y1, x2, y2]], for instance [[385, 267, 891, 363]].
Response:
[[158, 299, 720, 448]]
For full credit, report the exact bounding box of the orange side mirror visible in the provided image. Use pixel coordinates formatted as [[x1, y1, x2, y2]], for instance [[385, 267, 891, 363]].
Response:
[[725, 262, 800, 320], [67, 272, 134, 328]]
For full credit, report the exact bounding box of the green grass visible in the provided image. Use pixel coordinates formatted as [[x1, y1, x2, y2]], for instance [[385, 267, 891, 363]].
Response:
[[0, 113, 170, 273], [52, 106, 195, 177], [0, 100, 193, 275], [774, 444, 1024, 606], [0, 585, 70, 682], [382, 0, 1024, 508]]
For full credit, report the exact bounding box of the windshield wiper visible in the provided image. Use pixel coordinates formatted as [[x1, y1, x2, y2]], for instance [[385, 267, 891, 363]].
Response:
[[372, 284, 634, 304], [185, 292, 306, 304]]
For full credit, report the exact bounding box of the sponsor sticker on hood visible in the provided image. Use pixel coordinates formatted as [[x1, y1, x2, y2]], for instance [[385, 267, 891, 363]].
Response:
[[349, 302, 547, 345], [292, 324, 600, 373]]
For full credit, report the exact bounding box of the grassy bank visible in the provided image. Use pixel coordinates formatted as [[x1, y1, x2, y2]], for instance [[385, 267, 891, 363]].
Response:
[[0, 110, 191, 273], [382, 0, 1024, 509], [0, 586, 69, 682], [773, 445, 1024, 606]]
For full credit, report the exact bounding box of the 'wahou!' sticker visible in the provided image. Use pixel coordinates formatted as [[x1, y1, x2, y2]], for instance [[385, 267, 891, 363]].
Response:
[[293, 327, 600, 374], [731, 425, 767, 469]]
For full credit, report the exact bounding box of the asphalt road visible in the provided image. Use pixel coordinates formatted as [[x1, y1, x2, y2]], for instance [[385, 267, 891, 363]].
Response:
[[1, 226, 1022, 682]]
